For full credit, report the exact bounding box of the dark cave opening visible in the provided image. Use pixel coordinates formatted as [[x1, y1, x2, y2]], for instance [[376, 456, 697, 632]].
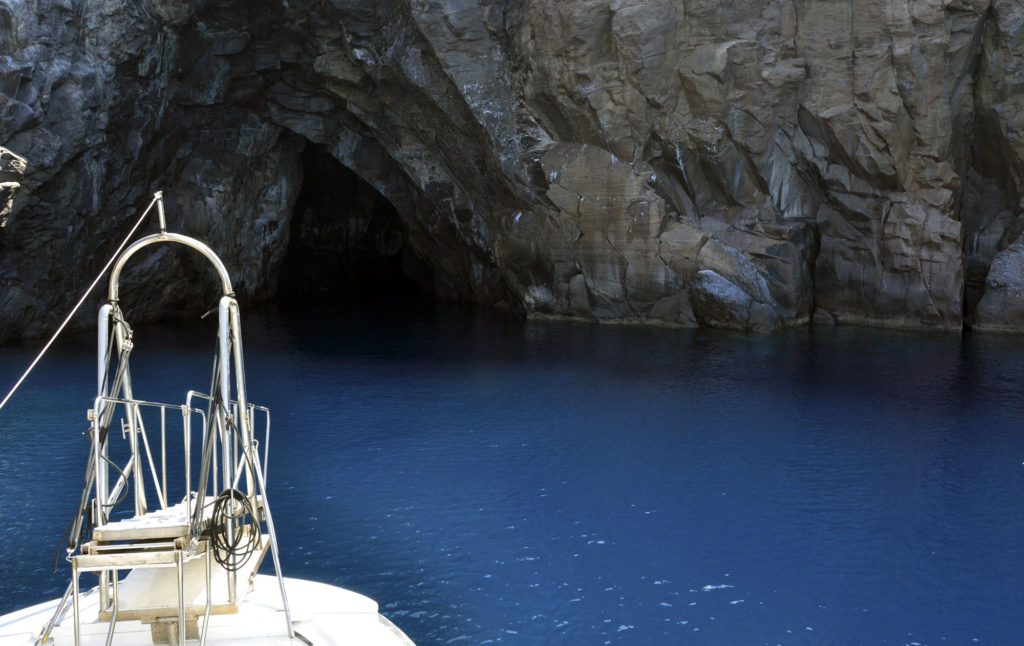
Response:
[[277, 143, 432, 308]]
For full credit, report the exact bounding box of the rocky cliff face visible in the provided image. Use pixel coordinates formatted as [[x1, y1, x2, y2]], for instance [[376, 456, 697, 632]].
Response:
[[1, 0, 1023, 340]]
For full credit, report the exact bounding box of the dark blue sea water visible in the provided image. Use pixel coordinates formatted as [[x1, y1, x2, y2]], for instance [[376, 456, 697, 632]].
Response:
[[2, 304, 1024, 645]]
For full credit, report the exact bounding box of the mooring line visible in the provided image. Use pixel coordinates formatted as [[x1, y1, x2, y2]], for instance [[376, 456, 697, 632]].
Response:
[[0, 191, 164, 412]]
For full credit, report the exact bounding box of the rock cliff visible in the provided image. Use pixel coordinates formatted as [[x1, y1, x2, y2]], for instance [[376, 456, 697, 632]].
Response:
[[1, 0, 1023, 340]]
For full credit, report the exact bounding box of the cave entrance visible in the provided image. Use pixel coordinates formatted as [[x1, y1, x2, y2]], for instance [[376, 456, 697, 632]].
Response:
[[277, 143, 431, 307]]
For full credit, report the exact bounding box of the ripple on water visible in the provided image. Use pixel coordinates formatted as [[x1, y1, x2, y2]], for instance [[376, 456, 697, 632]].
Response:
[[3, 310, 1024, 644]]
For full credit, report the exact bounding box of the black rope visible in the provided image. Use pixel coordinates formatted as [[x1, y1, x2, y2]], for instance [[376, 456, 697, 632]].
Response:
[[98, 453, 130, 509], [51, 499, 94, 573], [52, 507, 78, 574], [209, 488, 261, 572]]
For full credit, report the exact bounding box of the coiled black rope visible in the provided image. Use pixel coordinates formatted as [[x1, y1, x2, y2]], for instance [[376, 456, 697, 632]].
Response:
[[210, 488, 261, 572]]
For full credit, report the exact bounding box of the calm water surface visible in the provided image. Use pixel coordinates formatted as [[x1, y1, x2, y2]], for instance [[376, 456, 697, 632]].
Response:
[[2, 304, 1024, 645]]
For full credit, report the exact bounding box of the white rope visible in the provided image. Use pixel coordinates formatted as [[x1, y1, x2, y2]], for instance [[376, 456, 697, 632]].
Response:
[[0, 191, 164, 412]]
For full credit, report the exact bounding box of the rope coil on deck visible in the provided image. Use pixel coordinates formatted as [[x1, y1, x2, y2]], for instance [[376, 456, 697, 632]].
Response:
[[210, 488, 261, 572]]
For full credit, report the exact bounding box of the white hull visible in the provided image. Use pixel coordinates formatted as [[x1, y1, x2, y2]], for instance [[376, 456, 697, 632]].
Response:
[[0, 575, 414, 645]]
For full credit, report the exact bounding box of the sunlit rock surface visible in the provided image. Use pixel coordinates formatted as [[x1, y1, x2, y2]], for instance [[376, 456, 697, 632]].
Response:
[[0, 146, 25, 228], [1, 0, 1023, 339]]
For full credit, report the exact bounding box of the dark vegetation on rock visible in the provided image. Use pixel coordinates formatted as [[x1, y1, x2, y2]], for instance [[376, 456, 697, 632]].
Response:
[[2, 0, 1024, 341]]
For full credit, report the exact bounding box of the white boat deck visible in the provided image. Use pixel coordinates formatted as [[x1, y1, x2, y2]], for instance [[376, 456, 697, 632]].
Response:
[[0, 575, 414, 645]]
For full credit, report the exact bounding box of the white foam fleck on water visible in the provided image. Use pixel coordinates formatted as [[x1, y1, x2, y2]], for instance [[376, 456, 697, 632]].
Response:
[[702, 584, 733, 591], [730, 600, 744, 605]]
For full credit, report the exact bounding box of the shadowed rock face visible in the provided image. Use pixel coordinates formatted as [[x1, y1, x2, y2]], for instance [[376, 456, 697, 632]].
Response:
[[1, 0, 1023, 340]]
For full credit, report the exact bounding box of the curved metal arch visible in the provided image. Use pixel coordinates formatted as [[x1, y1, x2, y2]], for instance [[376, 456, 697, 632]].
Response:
[[107, 233, 234, 302]]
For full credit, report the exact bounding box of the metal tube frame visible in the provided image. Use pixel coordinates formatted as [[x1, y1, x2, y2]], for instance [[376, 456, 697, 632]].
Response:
[[68, 205, 297, 641]]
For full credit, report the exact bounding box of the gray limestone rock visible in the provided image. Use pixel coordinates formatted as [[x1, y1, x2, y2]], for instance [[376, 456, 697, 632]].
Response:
[[973, 238, 1024, 332], [0, 146, 25, 227], [691, 269, 781, 332], [2, 0, 1024, 340]]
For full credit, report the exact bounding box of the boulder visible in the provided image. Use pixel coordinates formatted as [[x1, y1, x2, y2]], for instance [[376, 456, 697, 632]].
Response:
[[973, 237, 1024, 332]]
